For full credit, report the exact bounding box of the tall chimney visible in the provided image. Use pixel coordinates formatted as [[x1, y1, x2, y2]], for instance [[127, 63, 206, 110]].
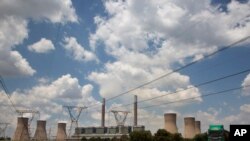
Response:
[[12, 117, 30, 141], [134, 95, 138, 126], [34, 120, 47, 141], [195, 121, 201, 135], [164, 113, 178, 134], [56, 122, 67, 141], [184, 117, 195, 139], [101, 98, 105, 127]]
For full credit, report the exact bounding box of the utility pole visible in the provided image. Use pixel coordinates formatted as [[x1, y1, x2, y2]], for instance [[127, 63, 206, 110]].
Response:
[[63, 105, 87, 138]]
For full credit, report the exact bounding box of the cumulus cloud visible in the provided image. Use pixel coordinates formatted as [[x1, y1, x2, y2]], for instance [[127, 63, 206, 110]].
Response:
[[0, 74, 99, 136], [186, 103, 250, 134], [88, 0, 250, 110], [0, 0, 78, 23], [0, 17, 35, 76], [28, 38, 55, 53], [63, 36, 98, 62], [0, 0, 78, 76], [242, 73, 250, 96]]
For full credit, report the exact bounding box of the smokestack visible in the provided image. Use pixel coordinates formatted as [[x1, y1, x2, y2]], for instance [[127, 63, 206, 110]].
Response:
[[164, 113, 178, 134], [134, 95, 137, 126], [56, 122, 67, 141], [101, 98, 105, 127], [34, 120, 47, 141], [12, 117, 30, 141], [184, 117, 195, 139], [195, 121, 201, 135]]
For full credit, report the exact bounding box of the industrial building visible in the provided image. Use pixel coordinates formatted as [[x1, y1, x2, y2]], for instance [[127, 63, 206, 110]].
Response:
[[72, 95, 145, 139], [72, 126, 144, 139], [11, 96, 207, 140]]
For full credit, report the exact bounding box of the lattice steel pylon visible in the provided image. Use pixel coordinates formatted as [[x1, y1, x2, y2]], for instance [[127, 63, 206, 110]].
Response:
[[0, 122, 9, 139], [16, 109, 40, 137], [63, 106, 87, 138], [110, 110, 130, 126]]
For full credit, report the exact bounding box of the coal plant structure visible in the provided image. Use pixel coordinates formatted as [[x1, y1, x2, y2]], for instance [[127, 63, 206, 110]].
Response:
[[12, 117, 30, 141], [184, 117, 195, 139], [33, 120, 47, 141], [164, 113, 178, 134], [195, 120, 201, 135], [56, 122, 67, 141], [72, 95, 145, 139]]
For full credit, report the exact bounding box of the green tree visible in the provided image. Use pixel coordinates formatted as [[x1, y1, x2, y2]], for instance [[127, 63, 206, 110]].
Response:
[[153, 129, 184, 141], [120, 134, 129, 141], [81, 137, 87, 141], [154, 129, 172, 141], [130, 130, 153, 141], [193, 133, 207, 141]]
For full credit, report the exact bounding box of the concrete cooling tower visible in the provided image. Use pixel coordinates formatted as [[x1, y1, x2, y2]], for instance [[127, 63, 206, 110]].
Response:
[[195, 121, 201, 135], [184, 117, 195, 139], [12, 117, 30, 141], [34, 120, 47, 141], [56, 123, 67, 141], [164, 113, 178, 134]]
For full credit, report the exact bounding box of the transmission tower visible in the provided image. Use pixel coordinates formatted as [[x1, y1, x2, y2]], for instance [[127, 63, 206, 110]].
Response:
[[110, 110, 130, 134], [0, 123, 9, 139], [63, 106, 87, 138], [16, 109, 40, 137]]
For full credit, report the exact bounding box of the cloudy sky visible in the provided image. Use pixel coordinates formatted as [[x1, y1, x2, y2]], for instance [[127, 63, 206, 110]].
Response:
[[0, 0, 250, 137]]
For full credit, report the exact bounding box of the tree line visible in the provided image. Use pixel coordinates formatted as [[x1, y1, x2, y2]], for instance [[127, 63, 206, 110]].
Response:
[[81, 129, 210, 141]]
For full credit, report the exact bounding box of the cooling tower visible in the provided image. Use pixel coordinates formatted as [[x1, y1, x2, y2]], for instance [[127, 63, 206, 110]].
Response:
[[33, 120, 47, 141], [164, 113, 178, 134], [12, 117, 30, 141], [56, 123, 67, 141], [184, 117, 195, 139], [195, 121, 201, 135]]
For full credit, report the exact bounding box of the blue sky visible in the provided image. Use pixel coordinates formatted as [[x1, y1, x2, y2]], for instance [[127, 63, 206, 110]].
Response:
[[0, 0, 250, 137]]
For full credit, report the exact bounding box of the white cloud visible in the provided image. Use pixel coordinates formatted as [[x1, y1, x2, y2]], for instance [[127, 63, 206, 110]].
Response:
[[28, 38, 55, 53], [0, 17, 36, 76], [88, 0, 250, 114], [240, 104, 250, 113], [63, 36, 98, 62], [0, 0, 78, 76], [242, 73, 250, 96], [0, 74, 99, 136], [0, 0, 78, 23], [194, 103, 250, 133]]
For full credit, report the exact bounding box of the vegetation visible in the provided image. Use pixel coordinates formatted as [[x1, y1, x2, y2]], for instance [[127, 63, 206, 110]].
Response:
[[80, 129, 212, 141], [130, 130, 153, 141]]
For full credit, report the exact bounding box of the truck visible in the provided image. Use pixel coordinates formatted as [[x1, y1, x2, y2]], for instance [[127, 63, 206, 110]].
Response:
[[208, 125, 224, 141]]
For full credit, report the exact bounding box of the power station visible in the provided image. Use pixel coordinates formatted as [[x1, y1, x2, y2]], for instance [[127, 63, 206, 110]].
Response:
[[33, 120, 47, 141], [164, 113, 178, 134], [10, 96, 203, 140], [71, 95, 144, 139], [164, 113, 202, 139]]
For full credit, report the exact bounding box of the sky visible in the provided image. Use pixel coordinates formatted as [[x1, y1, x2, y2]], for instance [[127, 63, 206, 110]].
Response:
[[0, 0, 250, 137]]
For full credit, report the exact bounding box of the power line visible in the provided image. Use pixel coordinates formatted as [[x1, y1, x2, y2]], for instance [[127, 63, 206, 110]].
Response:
[[110, 68, 250, 109], [141, 84, 250, 109], [0, 76, 18, 113], [105, 36, 250, 102]]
